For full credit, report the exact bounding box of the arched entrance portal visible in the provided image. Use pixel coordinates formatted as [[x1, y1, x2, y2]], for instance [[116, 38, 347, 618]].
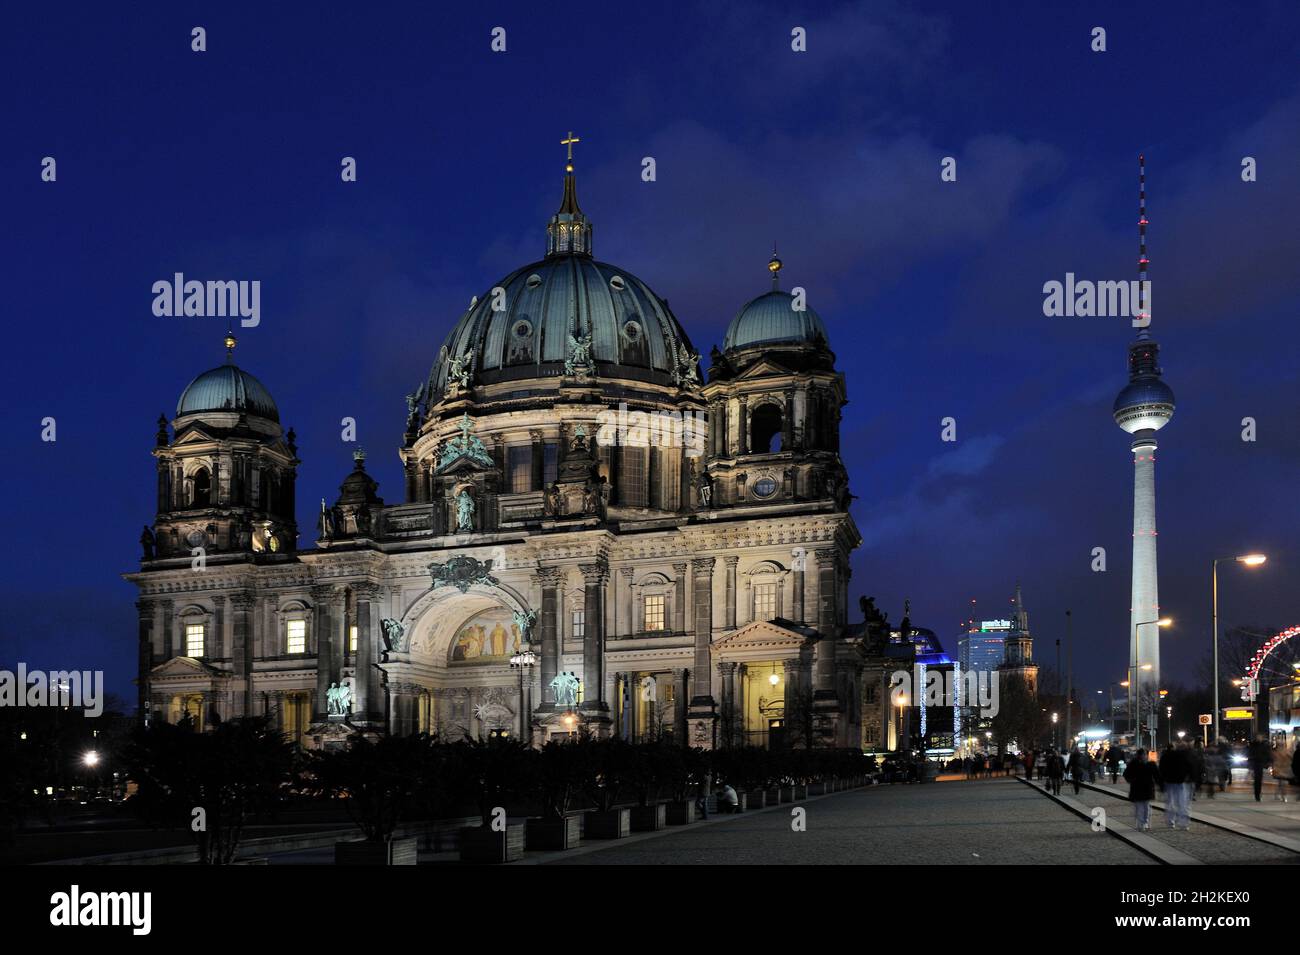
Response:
[[380, 582, 536, 741]]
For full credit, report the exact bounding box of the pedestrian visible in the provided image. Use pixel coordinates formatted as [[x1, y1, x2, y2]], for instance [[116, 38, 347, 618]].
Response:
[[1046, 749, 1064, 796], [1023, 750, 1034, 779], [1187, 742, 1204, 802], [1123, 748, 1161, 831], [1271, 738, 1294, 802], [1248, 734, 1271, 802], [1066, 746, 1085, 795], [1158, 743, 1192, 830], [696, 769, 712, 819], [1202, 744, 1225, 800], [1106, 745, 1121, 784], [717, 781, 740, 814]]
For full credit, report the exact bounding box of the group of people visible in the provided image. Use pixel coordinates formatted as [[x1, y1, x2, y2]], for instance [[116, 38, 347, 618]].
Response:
[[960, 753, 1017, 779], [1123, 735, 1298, 831]]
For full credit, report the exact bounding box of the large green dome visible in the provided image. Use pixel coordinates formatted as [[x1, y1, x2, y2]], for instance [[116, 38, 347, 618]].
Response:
[[427, 255, 698, 393]]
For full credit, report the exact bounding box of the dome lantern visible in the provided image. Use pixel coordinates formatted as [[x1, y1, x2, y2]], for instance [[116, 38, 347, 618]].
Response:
[[546, 131, 593, 258]]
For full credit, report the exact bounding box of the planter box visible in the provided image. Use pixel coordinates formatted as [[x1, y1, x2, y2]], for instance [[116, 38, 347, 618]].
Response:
[[459, 824, 525, 864], [792, 784, 808, 800], [666, 800, 696, 825], [335, 836, 418, 866], [765, 787, 782, 804], [630, 803, 667, 832], [584, 808, 631, 840], [744, 790, 766, 808], [526, 814, 582, 851], [780, 786, 795, 803], [807, 781, 826, 796]]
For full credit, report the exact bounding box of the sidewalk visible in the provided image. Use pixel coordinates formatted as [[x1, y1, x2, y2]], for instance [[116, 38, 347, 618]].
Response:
[[1081, 774, 1300, 842]]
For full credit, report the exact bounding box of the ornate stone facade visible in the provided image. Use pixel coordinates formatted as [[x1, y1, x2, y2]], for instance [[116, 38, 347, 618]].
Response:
[[125, 154, 865, 749]]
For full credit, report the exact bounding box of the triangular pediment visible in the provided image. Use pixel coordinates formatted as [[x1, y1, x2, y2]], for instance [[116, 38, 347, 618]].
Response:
[[734, 358, 796, 380], [173, 424, 220, 445], [713, 618, 814, 653], [150, 656, 225, 680]]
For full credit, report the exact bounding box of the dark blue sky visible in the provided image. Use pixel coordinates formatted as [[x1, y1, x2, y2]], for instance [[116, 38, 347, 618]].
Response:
[[3, 1, 1297, 704]]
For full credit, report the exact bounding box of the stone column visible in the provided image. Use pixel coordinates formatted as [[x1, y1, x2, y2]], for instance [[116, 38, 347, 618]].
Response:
[[724, 556, 738, 629], [737, 397, 749, 454], [783, 388, 796, 450], [673, 668, 688, 745], [354, 584, 380, 724], [135, 599, 155, 725], [812, 549, 841, 721], [620, 567, 635, 636], [578, 560, 610, 723], [687, 557, 717, 745], [719, 661, 737, 748], [212, 595, 226, 660], [311, 585, 334, 721], [535, 567, 563, 707], [673, 562, 687, 633], [230, 592, 255, 718], [160, 598, 175, 662], [792, 551, 806, 624], [530, 429, 545, 491]]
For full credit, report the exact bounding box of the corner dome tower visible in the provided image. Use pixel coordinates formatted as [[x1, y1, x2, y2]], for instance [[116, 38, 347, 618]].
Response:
[[723, 251, 828, 352], [176, 332, 280, 423]]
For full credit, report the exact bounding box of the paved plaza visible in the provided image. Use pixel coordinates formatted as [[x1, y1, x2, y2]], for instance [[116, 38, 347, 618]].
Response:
[[546, 777, 1156, 866]]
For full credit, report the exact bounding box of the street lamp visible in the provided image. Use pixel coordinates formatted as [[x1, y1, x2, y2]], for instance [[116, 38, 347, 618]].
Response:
[[1051, 711, 1059, 748], [1131, 620, 1170, 750], [895, 694, 907, 752], [509, 642, 537, 741], [1212, 553, 1267, 742]]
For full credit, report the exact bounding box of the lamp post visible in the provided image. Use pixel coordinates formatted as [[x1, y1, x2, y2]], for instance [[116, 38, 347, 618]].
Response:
[[895, 694, 907, 753], [509, 642, 537, 742], [1051, 711, 1058, 749], [1131, 619, 1171, 750], [1212, 554, 1266, 743]]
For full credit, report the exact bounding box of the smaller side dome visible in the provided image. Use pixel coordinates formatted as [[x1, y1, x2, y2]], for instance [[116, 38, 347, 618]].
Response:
[[723, 290, 828, 352], [177, 365, 280, 422]]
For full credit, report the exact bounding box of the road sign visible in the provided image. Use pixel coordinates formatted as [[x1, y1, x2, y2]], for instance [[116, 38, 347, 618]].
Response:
[[1198, 714, 1212, 725]]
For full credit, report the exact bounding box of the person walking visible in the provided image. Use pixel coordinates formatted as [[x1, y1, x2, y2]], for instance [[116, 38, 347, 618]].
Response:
[[1158, 743, 1192, 830], [1046, 748, 1064, 796], [1066, 747, 1085, 795], [1248, 735, 1271, 802], [1023, 750, 1034, 780], [1106, 745, 1121, 784], [1272, 738, 1294, 802], [1187, 743, 1204, 802], [1124, 748, 1161, 832], [1202, 744, 1225, 800]]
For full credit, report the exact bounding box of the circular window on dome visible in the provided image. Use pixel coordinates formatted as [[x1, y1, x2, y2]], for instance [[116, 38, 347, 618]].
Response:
[[609, 275, 627, 292], [752, 476, 778, 498], [622, 320, 642, 341], [513, 320, 533, 338], [526, 274, 543, 289]]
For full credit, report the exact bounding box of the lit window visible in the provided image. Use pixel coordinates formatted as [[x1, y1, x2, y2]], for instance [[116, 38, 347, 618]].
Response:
[[644, 595, 666, 632], [185, 623, 205, 657], [286, 619, 306, 654], [571, 610, 585, 639], [349, 625, 358, 653], [755, 583, 778, 621]]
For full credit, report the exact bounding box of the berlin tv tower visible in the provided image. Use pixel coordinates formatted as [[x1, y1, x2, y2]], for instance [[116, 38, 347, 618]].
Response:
[[1112, 155, 1175, 745]]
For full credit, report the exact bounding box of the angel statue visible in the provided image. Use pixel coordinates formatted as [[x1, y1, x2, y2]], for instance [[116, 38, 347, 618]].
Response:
[[564, 332, 593, 376], [512, 609, 538, 644], [549, 671, 580, 707], [380, 618, 406, 653], [446, 349, 473, 391], [672, 343, 701, 387]]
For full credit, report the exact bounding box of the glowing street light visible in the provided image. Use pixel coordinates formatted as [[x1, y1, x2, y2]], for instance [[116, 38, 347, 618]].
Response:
[[1213, 553, 1268, 741], [82, 751, 100, 768]]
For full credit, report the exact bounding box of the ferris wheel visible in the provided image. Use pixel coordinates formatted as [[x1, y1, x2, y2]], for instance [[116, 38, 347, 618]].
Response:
[[1242, 624, 1300, 701]]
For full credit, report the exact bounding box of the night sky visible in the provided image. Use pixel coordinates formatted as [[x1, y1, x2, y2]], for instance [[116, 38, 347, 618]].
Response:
[[3, 2, 1297, 704]]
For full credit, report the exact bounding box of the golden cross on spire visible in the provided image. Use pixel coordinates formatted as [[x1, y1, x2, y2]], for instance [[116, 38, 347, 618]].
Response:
[[561, 131, 580, 171]]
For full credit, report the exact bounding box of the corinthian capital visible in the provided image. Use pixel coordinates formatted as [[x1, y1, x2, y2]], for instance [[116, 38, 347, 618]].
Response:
[[534, 566, 564, 588], [691, 556, 716, 575], [578, 559, 609, 585]]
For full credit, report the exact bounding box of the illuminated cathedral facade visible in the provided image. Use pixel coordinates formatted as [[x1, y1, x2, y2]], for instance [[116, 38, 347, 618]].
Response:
[[125, 145, 866, 750]]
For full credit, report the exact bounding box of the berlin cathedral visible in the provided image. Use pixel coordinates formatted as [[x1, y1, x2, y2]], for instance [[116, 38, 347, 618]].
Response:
[[126, 144, 883, 751]]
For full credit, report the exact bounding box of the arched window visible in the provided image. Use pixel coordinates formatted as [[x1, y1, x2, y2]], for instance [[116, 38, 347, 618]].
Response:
[[751, 404, 783, 453], [192, 467, 211, 507]]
